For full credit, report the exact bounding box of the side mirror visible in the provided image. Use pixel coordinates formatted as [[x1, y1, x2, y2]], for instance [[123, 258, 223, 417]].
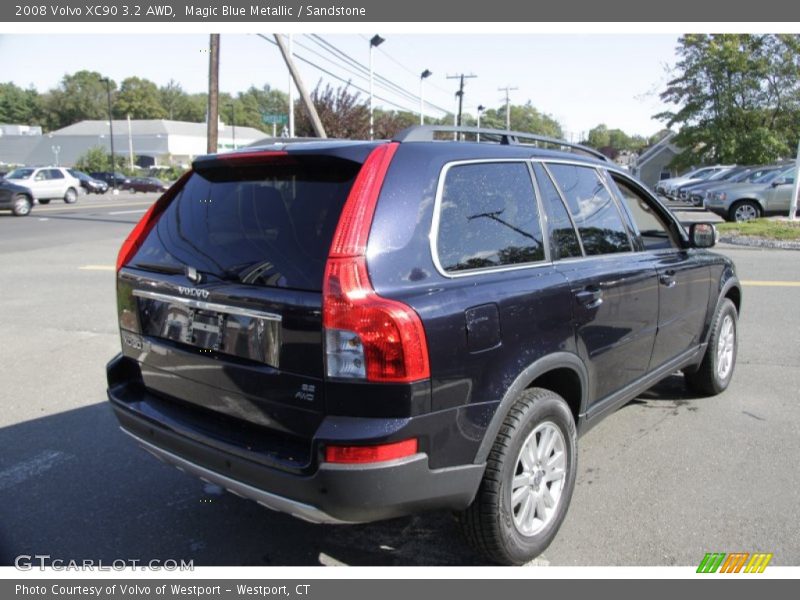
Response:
[[690, 223, 717, 248]]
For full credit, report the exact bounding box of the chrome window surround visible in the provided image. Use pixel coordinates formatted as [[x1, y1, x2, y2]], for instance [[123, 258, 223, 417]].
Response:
[[429, 157, 666, 280]]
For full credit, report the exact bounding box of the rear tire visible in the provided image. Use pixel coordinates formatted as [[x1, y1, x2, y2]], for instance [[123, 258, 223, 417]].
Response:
[[459, 387, 577, 565], [63, 187, 78, 204], [12, 194, 32, 216], [685, 299, 738, 395]]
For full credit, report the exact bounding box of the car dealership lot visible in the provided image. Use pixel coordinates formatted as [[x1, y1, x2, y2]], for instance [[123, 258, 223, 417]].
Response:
[[0, 194, 798, 566]]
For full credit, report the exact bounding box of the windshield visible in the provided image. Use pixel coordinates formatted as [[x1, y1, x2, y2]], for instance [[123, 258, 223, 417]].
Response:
[[753, 169, 784, 184], [708, 168, 737, 181], [6, 168, 34, 179]]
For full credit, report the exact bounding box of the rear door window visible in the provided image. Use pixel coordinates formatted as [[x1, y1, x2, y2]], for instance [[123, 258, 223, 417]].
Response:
[[130, 157, 360, 291], [546, 163, 632, 256], [436, 161, 545, 273], [532, 163, 582, 260]]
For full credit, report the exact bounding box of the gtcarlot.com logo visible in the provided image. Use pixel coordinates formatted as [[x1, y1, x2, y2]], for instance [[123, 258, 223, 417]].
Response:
[[14, 554, 194, 571], [697, 552, 773, 573]]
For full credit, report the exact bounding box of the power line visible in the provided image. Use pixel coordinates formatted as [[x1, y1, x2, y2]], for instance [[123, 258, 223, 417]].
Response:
[[310, 34, 452, 115], [256, 34, 425, 115]]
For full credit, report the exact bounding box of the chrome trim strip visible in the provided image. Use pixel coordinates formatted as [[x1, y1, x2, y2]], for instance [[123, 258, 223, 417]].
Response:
[[429, 159, 550, 280], [121, 428, 350, 525], [132, 289, 282, 323]]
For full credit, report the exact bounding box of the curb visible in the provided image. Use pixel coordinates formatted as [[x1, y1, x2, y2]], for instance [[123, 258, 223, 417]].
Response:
[[718, 235, 800, 251]]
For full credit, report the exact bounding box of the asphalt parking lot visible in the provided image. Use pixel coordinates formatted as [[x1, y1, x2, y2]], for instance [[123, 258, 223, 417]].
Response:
[[1, 193, 798, 566]]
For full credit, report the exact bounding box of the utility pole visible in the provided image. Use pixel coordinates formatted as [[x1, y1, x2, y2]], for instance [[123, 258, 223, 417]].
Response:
[[288, 34, 295, 138], [447, 73, 477, 133], [207, 33, 220, 154], [476, 105, 485, 142], [101, 77, 117, 192], [498, 85, 518, 130], [273, 34, 327, 138], [127, 114, 134, 169], [368, 34, 385, 140]]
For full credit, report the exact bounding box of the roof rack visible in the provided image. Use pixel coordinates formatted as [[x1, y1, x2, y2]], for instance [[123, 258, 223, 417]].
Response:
[[393, 125, 609, 162]]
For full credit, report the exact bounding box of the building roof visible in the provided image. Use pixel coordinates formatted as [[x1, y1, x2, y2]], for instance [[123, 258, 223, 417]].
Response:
[[637, 132, 679, 167], [53, 119, 266, 140]]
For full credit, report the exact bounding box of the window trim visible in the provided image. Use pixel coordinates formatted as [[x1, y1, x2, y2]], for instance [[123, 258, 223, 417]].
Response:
[[430, 159, 550, 279]]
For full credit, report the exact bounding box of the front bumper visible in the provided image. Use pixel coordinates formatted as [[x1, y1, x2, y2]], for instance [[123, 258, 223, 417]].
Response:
[[107, 357, 485, 524]]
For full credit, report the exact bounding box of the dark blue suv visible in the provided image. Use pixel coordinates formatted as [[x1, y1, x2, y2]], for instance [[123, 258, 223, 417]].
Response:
[[107, 126, 741, 564]]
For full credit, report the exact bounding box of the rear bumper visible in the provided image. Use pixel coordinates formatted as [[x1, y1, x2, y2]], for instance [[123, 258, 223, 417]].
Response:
[[107, 356, 485, 524]]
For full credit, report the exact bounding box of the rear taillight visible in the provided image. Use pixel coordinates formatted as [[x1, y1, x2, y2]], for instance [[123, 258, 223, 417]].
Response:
[[116, 171, 192, 271], [323, 143, 430, 383], [324, 439, 418, 464]]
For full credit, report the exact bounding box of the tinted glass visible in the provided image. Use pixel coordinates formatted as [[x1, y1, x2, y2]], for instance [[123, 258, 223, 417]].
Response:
[[437, 162, 544, 273], [547, 164, 632, 256], [131, 157, 360, 291], [47, 169, 64, 179], [611, 177, 676, 251], [6, 168, 34, 179], [532, 163, 581, 259]]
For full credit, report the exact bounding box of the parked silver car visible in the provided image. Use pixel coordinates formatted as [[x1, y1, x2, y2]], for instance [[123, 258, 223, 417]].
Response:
[[655, 165, 733, 198], [4, 166, 82, 204], [706, 166, 798, 221]]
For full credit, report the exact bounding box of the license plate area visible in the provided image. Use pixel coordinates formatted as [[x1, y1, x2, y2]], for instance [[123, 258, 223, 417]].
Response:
[[133, 290, 282, 367]]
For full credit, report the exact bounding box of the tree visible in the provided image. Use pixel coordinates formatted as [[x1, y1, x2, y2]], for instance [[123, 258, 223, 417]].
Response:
[[295, 83, 369, 139], [115, 77, 166, 119], [657, 34, 800, 168], [44, 70, 115, 130], [474, 102, 562, 138], [0, 82, 42, 125], [73, 146, 113, 172]]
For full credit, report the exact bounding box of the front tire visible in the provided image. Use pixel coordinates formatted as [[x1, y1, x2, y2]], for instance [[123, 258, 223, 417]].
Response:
[[685, 298, 738, 395], [12, 194, 32, 216], [729, 200, 760, 222], [459, 388, 577, 565]]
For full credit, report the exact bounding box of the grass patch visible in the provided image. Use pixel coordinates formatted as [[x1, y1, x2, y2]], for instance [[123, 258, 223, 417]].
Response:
[[716, 218, 800, 241]]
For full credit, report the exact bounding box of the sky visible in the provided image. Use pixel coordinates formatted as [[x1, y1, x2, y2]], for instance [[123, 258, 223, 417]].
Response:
[[0, 33, 681, 138]]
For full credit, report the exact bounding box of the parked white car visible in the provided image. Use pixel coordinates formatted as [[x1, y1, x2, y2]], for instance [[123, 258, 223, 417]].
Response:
[[4, 167, 82, 204], [654, 166, 733, 198]]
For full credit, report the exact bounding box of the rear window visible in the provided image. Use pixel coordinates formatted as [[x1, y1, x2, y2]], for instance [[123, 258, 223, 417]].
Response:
[[130, 157, 360, 291]]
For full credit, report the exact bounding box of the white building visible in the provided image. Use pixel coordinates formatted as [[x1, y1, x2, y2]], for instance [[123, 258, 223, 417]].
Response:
[[0, 119, 267, 168]]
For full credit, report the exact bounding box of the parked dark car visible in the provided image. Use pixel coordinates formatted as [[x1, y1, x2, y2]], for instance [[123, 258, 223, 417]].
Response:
[[90, 171, 131, 188], [68, 169, 109, 194], [107, 126, 741, 565], [0, 178, 35, 216], [126, 177, 168, 193]]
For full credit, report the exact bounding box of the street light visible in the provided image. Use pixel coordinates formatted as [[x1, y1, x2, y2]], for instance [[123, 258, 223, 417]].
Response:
[[100, 77, 117, 193], [51, 145, 61, 166], [419, 69, 432, 126], [476, 104, 485, 142], [369, 34, 385, 140]]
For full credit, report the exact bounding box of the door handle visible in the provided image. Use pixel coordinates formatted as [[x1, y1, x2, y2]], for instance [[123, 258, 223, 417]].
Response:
[[575, 286, 603, 309], [659, 270, 677, 288]]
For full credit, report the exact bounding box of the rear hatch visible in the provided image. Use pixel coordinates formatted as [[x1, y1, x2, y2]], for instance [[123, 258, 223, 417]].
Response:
[[115, 150, 367, 469]]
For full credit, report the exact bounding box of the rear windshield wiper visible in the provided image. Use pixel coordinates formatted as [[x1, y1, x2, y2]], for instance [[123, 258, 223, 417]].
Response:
[[131, 262, 185, 275]]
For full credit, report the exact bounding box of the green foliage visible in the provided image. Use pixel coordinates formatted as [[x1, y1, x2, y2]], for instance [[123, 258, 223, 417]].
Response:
[[73, 146, 113, 172], [0, 82, 42, 125], [657, 34, 800, 169], [116, 77, 166, 119], [43, 70, 115, 130], [476, 101, 563, 138]]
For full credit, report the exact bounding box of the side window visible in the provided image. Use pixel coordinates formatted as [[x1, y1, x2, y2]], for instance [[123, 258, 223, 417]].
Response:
[[546, 163, 632, 256], [532, 163, 582, 260], [436, 162, 545, 273], [610, 176, 677, 251], [48, 169, 65, 179], [34, 170, 47, 181]]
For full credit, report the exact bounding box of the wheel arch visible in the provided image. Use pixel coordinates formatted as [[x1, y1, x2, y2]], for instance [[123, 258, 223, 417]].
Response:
[[473, 353, 588, 464]]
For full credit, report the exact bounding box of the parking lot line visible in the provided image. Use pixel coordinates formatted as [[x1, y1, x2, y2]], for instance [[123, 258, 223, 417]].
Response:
[[108, 209, 148, 215], [741, 280, 800, 287], [79, 265, 115, 271]]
